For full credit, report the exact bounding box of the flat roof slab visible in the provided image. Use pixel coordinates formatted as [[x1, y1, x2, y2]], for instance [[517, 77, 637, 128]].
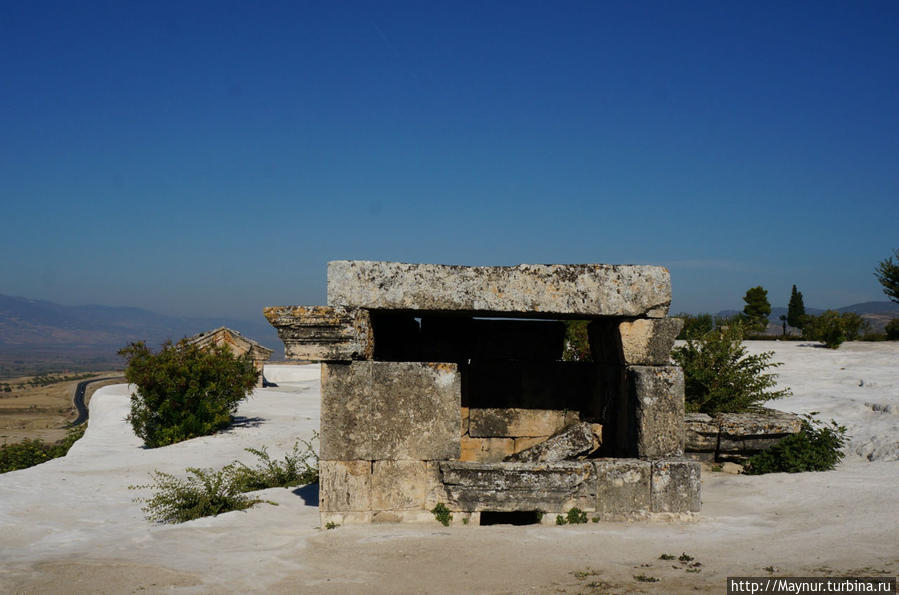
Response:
[[327, 260, 671, 318]]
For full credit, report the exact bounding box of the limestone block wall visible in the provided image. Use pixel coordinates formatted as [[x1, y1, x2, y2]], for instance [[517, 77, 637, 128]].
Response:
[[266, 261, 701, 525]]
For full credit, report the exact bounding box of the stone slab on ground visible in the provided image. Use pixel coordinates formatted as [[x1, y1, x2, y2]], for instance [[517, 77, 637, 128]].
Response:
[[440, 461, 596, 512], [327, 260, 672, 317]]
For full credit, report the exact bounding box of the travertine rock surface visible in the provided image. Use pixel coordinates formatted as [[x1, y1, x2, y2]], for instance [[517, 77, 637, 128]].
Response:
[[328, 261, 671, 317]]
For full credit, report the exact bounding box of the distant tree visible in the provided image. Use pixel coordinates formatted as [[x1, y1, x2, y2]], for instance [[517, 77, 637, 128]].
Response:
[[675, 313, 715, 339], [875, 249, 899, 304], [886, 318, 899, 341], [741, 286, 772, 334], [787, 285, 806, 330]]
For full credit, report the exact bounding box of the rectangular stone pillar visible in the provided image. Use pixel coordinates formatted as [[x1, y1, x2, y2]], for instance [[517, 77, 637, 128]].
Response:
[[610, 365, 685, 458]]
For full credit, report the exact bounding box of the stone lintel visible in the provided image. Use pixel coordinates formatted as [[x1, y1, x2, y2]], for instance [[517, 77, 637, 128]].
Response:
[[263, 305, 373, 361], [328, 261, 671, 318], [320, 361, 461, 461]]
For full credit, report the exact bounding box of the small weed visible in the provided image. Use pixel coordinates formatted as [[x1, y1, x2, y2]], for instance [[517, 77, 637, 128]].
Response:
[[556, 514, 567, 525], [591, 516, 600, 523], [659, 554, 676, 560], [633, 574, 659, 583], [534, 509, 545, 522], [566, 507, 588, 524], [710, 463, 723, 472], [462, 517, 469, 525], [431, 503, 452, 526], [764, 566, 778, 573], [679, 553, 694, 562], [571, 569, 601, 580], [325, 521, 339, 530], [686, 568, 701, 574], [229, 433, 319, 490]]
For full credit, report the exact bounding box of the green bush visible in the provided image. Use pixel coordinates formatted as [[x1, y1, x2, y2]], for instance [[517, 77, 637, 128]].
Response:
[[119, 340, 258, 448], [131, 467, 268, 523], [131, 438, 319, 523], [0, 425, 86, 473], [886, 318, 899, 340], [675, 313, 714, 339], [229, 434, 320, 491], [671, 323, 791, 414], [801, 311, 869, 349], [744, 415, 847, 474], [562, 321, 592, 362]]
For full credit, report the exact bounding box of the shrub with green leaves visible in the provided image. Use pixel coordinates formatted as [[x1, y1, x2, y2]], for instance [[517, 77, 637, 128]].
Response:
[[0, 425, 86, 473], [131, 467, 267, 523], [562, 321, 592, 362], [744, 415, 847, 474], [801, 310, 869, 349], [229, 434, 320, 491], [119, 340, 258, 448], [885, 318, 899, 340], [671, 323, 791, 414]]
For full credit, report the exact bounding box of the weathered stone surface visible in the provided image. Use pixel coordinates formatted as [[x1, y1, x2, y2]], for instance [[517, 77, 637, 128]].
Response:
[[468, 408, 580, 438], [718, 410, 803, 438], [593, 458, 651, 515], [650, 459, 701, 513], [513, 436, 547, 454], [263, 305, 373, 361], [319, 460, 371, 512], [632, 365, 685, 457], [321, 362, 461, 460], [684, 413, 719, 452], [505, 422, 595, 463], [460, 406, 470, 436], [617, 318, 683, 365], [684, 409, 803, 460], [440, 461, 596, 512], [371, 461, 428, 510], [328, 261, 671, 318], [459, 437, 515, 462]]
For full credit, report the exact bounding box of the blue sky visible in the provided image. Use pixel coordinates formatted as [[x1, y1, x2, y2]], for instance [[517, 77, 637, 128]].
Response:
[[2, 1, 897, 322]]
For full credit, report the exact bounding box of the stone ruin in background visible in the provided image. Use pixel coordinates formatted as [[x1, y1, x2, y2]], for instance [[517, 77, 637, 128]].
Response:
[[265, 261, 700, 525]]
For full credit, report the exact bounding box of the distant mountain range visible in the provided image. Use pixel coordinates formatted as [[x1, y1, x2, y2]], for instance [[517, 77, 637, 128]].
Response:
[[0, 294, 282, 373], [713, 301, 899, 334]]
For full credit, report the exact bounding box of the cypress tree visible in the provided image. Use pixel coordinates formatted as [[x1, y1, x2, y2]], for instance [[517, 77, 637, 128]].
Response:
[[787, 285, 806, 329]]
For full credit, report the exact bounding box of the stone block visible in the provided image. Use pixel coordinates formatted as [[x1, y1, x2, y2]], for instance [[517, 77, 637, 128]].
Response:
[[650, 459, 701, 513], [684, 413, 719, 452], [626, 365, 685, 457], [371, 461, 428, 511], [617, 318, 683, 365], [440, 461, 596, 512], [319, 460, 371, 512], [321, 361, 461, 460], [505, 422, 595, 463], [593, 458, 651, 516], [716, 410, 802, 459], [513, 436, 547, 454], [468, 408, 580, 438], [328, 260, 671, 318], [459, 437, 515, 462], [263, 305, 373, 361], [460, 406, 470, 436]]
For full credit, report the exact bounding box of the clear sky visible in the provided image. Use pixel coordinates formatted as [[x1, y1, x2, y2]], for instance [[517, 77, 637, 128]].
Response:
[[2, 1, 897, 322]]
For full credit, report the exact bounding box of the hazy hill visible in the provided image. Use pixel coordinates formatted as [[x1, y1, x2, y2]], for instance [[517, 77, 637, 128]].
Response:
[[0, 294, 282, 374]]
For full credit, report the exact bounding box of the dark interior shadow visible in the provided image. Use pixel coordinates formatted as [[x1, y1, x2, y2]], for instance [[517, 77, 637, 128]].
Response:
[[293, 483, 319, 507], [229, 416, 265, 428], [262, 379, 279, 387]]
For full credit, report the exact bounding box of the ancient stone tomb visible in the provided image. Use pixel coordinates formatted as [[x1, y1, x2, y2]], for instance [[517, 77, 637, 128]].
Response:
[[265, 261, 700, 525]]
